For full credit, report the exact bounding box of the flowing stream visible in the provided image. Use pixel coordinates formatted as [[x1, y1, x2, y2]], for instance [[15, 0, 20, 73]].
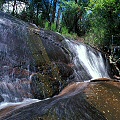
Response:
[[66, 40, 109, 80]]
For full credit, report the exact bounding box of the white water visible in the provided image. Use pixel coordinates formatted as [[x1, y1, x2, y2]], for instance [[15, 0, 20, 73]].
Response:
[[0, 98, 40, 110], [66, 40, 109, 79]]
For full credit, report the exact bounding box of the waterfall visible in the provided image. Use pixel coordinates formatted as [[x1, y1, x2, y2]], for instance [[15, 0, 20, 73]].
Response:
[[66, 39, 109, 80]]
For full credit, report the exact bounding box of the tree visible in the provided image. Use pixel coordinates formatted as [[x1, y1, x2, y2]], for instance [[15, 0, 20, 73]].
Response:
[[12, 0, 17, 15], [61, 1, 82, 35], [60, 0, 89, 36], [0, 0, 5, 10], [51, 0, 57, 23], [86, 0, 120, 46]]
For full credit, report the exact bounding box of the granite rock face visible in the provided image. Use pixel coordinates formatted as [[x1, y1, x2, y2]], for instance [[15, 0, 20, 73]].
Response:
[[0, 11, 73, 100], [1, 80, 120, 120]]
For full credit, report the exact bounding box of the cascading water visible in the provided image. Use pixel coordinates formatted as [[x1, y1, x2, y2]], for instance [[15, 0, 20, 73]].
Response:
[[66, 39, 109, 80]]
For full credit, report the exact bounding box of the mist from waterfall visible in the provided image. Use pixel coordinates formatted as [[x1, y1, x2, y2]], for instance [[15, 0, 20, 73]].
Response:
[[66, 39, 109, 80]]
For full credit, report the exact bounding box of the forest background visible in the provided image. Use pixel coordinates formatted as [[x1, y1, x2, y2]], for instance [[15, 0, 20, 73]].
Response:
[[0, 0, 120, 73]]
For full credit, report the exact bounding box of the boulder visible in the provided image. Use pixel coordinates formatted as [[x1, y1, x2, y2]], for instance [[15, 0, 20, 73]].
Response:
[[1, 81, 120, 120], [0, 11, 73, 100], [30, 62, 74, 99]]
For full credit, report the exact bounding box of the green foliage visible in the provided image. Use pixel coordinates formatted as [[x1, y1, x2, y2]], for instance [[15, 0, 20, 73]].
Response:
[[61, 26, 77, 39], [61, 26, 69, 35], [45, 21, 49, 30], [44, 22, 57, 32], [61, 1, 84, 36], [1, 0, 119, 48], [44, 21, 77, 39], [0, 0, 4, 9], [51, 23, 57, 32], [85, 0, 120, 46]]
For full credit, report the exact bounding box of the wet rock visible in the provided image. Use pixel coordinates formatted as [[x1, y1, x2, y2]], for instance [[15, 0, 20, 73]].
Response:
[[10, 67, 31, 80], [39, 29, 71, 64], [2, 81, 120, 120], [0, 11, 71, 71], [30, 71, 61, 99], [30, 61, 74, 99], [0, 11, 73, 100], [0, 79, 33, 102], [56, 62, 74, 78], [90, 78, 114, 82]]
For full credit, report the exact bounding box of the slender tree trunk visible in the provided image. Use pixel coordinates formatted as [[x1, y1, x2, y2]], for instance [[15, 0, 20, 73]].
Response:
[[8, 0, 10, 12], [56, 7, 61, 30], [36, 4, 39, 25], [52, 0, 57, 23], [12, 0, 16, 16], [29, 0, 34, 23], [75, 0, 77, 3], [48, 0, 53, 29]]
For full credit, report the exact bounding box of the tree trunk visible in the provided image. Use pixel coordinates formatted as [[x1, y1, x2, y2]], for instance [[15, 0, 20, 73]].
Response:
[[75, 0, 77, 3], [12, 0, 16, 16], [52, 0, 57, 23], [56, 7, 61, 30], [8, 0, 9, 12], [36, 3, 39, 25]]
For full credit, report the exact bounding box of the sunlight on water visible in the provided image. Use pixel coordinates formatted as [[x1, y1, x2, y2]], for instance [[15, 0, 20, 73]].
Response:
[[0, 98, 40, 110], [75, 45, 109, 79], [66, 39, 109, 79]]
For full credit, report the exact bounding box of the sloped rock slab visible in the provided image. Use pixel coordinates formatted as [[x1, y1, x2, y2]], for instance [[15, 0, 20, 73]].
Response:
[[0, 80, 120, 120], [0, 11, 73, 100]]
